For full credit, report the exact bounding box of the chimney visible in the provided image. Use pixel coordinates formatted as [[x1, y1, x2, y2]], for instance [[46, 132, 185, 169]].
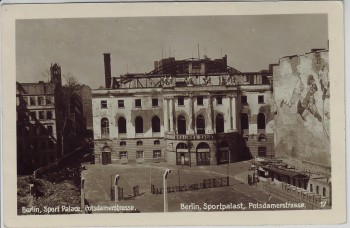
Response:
[[103, 53, 112, 88]]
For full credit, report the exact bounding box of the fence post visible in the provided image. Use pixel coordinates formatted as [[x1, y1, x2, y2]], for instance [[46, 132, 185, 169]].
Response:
[[81, 178, 85, 214], [28, 184, 34, 211], [114, 175, 120, 204]]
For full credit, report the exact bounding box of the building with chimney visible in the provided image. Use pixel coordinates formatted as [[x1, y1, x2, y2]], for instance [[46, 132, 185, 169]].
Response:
[[92, 53, 275, 166]]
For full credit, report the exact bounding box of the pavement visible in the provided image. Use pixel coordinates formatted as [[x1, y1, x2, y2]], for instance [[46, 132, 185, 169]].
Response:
[[81, 160, 286, 213]]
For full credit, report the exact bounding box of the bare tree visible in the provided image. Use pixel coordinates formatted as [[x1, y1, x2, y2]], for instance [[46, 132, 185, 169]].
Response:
[[60, 72, 80, 156]]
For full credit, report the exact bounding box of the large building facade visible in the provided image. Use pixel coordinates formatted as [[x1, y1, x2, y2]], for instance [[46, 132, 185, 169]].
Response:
[[92, 54, 275, 166]]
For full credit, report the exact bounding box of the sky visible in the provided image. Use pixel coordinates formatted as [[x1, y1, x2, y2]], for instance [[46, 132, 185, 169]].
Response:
[[16, 15, 328, 89]]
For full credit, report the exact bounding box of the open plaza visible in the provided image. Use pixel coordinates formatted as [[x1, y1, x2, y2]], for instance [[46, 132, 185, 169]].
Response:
[[81, 160, 294, 213]]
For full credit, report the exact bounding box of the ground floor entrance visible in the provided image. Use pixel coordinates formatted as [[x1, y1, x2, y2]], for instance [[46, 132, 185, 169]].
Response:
[[217, 141, 230, 164], [196, 142, 210, 166], [102, 146, 112, 165]]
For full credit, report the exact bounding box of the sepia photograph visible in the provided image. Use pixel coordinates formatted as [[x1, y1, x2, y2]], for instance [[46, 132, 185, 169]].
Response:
[[2, 1, 345, 227]]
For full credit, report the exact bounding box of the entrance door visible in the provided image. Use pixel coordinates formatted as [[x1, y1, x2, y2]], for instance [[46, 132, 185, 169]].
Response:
[[196, 142, 210, 166], [102, 146, 112, 165], [176, 143, 190, 166], [218, 141, 229, 164], [177, 152, 190, 166], [102, 152, 111, 165], [196, 152, 210, 165]]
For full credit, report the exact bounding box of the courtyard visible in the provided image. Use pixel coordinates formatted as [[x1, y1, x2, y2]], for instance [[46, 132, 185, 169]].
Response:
[[82, 160, 287, 213]]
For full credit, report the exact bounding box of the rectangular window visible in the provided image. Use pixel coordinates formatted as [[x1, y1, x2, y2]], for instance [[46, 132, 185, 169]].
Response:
[[135, 99, 142, 107], [136, 151, 144, 159], [38, 97, 44, 106], [153, 150, 162, 159], [316, 186, 319, 194], [197, 96, 203, 105], [178, 97, 184, 106], [30, 111, 36, 120], [46, 96, 52, 105], [39, 111, 45, 120], [216, 96, 223, 105], [47, 111, 53, 119], [120, 151, 128, 159], [118, 100, 124, 108], [101, 100, 107, 109], [258, 95, 264, 104], [241, 96, 247, 104], [152, 98, 158, 107], [30, 97, 36, 106], [310, 184, 313, 192]]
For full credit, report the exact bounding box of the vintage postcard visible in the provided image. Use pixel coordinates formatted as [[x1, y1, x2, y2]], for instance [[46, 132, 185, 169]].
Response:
[[1, 1, 345, 227]]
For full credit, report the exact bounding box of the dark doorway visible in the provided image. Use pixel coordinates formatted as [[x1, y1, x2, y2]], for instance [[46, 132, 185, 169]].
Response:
[[196, 142, 210, 166], [177, 115, 186, 135], [176, 143, 190, 166], [241, 113, 249, 132], [257, 113, 266, 130], [102, 146, 112, 165], [196, 115, 205, 134], [216, 114, 224, 133], [218, 141, 229, 164]]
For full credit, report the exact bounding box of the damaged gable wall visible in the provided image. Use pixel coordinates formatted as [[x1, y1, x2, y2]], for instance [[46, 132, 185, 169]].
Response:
[[273, 50, 330, 166]]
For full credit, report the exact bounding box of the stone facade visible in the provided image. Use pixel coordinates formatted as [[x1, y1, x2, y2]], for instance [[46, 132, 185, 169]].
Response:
[[92, 54, 275, 166]]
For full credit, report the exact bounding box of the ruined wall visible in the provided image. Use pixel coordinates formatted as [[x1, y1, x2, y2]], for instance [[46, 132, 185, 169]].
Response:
[[273, 50, 330, 166]]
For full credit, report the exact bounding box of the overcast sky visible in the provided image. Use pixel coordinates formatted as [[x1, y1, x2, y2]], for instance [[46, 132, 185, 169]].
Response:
[[16, 15, 328, 89]]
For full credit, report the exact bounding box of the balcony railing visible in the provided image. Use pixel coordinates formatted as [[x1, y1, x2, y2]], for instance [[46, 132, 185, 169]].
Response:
[[165, 132, 234, 140]]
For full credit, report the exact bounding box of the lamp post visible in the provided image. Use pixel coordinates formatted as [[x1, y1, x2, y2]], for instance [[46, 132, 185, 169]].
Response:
[[163, 169, 172, 212], [114, 175, 120, 205]]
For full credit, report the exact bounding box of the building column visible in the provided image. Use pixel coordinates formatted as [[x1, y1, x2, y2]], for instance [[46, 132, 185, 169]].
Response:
[[188, 96, 194, 134], [164, 98, 169, 132], [228, 95, 237, 132], [169, 97, 174, 132], [206, 95, 214, 134]]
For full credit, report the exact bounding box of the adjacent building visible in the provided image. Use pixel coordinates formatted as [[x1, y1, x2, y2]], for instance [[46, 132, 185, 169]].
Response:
[[92, 54, 275, 165], [257, 48, 331, 206], [16, 63, 93, 174], [16, 64, 63, 174]]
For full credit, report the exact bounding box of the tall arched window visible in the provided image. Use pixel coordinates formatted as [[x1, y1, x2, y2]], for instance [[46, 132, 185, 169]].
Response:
[[257, 113, 266, 130], [196, 115, 205, 134], [118, 117, 127, 134], [216, 114, 224, 133], [101, 118, 109, 138], [135, 116, 143, 133], [152, 116, 161, 132], [177, 115, 186, 135], [241, 113, 249, 132]]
